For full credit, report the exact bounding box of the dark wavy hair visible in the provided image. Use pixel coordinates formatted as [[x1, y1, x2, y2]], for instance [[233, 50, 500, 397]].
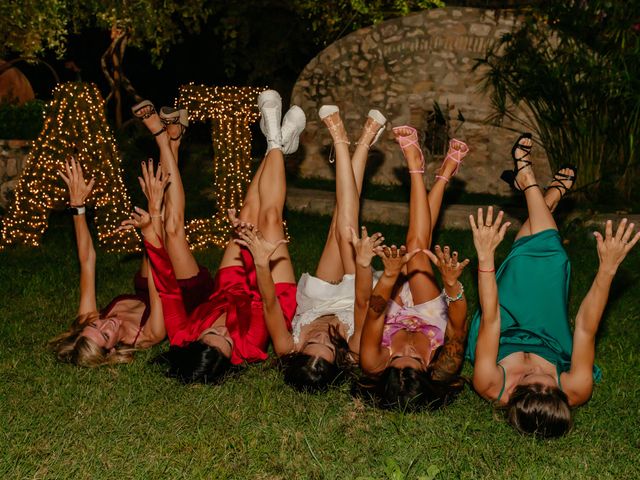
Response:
[[505, 383, 572, 438], [153, 342, 232, 385], [279, 324, 353, 393], [353, 346, 466, 411]]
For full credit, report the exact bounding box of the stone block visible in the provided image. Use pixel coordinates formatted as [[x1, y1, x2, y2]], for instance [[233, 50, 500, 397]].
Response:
[[6, 157, 17, 177], [469, 23, 492, 36]]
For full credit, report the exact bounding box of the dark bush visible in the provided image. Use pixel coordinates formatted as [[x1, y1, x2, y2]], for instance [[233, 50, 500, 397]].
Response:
[[0, 100, 45, 140]]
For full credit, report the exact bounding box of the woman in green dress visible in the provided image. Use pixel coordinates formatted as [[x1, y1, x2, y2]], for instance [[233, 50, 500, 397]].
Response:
[[467, 134, 640, 437]]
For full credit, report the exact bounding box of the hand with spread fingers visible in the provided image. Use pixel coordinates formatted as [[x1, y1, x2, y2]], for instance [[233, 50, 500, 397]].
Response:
[[349, 226, 384, 268], [469, 206, 511, 261], [234, 224, 287, 268], [138, 159, 170, 217], [594, 219, 640, 276], [57, 157, 95, 207], [377, 245, 421, 277], [425, 245, 471, 287]]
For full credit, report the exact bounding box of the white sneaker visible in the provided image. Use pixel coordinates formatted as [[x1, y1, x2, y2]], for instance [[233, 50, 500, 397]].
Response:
[[367, 109, 387, 146], [258, 90, 283, 153], [281, 106, 306, 155]]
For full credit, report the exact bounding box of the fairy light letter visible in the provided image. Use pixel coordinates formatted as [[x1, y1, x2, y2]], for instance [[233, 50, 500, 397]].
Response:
[[0, 82, 139, 252], [176, 83, 264, 249]]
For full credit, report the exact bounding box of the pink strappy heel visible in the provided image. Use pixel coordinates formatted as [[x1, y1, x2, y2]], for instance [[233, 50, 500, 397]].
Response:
[[392, 125, 424, 174], [435, 138, 469, 182]]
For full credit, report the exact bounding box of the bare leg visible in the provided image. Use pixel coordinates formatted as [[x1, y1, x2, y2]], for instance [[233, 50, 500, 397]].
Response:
[[395, 127, 440, 304], [141, 110, 199, 279], [315, 115, 381, 281], [509, 138, 557, 237], [218, 160, 266, 269], [427, 141, 468, 232], [256, 148, 295, 284], [515, 167, 574, 240]]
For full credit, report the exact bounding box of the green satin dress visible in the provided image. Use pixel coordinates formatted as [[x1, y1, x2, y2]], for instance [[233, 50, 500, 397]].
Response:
[[466, 228, 601, 382]]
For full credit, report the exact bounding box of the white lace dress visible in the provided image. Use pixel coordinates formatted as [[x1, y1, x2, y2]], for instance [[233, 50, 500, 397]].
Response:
[[292, 271, 381, 344]]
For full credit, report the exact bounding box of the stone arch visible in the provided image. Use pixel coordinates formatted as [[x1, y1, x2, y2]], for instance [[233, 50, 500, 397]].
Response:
[[292, 6, 551, 195]]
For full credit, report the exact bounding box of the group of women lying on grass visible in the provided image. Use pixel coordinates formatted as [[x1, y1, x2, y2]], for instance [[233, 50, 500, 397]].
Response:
[[49, 90, 639, 439]]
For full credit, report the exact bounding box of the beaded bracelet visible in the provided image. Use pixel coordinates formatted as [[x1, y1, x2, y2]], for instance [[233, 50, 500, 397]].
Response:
[[442, 281, 464, 304]]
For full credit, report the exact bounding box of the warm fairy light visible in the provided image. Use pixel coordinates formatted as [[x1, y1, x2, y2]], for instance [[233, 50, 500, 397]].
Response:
[[0, 82, 140, 252], [176, 83, 265, 249]]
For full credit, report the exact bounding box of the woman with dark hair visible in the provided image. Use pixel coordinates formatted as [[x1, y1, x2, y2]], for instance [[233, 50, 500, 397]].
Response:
[[128, 90, 303, 384], [355, 126, 471, 411], [49, 157, 168, 367], [237, 103, 387, 393], [467, 133, 640, 437]]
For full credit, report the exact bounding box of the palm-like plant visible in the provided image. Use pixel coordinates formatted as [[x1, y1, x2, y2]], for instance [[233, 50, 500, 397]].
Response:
[[476, 1, 639, 203]]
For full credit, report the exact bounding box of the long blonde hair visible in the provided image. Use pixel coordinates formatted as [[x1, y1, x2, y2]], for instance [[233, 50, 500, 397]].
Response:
[[48, 312, 137, 367]]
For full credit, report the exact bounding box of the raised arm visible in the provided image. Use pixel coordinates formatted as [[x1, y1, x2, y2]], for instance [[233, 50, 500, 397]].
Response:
[[128, 160, 170, 346], [424, 245, 470, 379], [360, 245, 420, 374], [235, 225, 294, 356], [563, 219, 640, 406], [349, 226, 384, 351], [58, 157, 97, 317], [469, 207, 512, 399]]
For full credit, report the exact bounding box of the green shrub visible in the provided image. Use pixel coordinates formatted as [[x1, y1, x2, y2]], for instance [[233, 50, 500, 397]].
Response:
[[0, 100, 45, 140]]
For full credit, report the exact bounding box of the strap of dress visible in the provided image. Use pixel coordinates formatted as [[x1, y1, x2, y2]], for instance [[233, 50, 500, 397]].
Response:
[[497, 363, 507, 402]]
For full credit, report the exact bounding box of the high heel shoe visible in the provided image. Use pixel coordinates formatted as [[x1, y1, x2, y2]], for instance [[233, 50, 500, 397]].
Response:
[[500, 133, 537, 192], [356, 109, 387, 149], [435, 138, 469, 183], [319, 105, 349, 163], [131, 100, 165, 137], [392, 125, 424, 174]]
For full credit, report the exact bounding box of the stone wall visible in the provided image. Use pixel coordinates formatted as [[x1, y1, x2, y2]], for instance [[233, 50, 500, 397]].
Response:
[[291, 7, 551, 195], [0, 140, 29, 209]]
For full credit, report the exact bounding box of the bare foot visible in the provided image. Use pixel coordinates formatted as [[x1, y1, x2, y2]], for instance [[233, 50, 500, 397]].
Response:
[[393, 126, 423, 173]]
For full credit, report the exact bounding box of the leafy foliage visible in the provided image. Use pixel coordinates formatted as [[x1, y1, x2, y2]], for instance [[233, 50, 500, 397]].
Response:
[[0, 100, 45, 140], [292, 0, 445, 46], [0, 0, 211, 67], [477, 1, 640, 202]]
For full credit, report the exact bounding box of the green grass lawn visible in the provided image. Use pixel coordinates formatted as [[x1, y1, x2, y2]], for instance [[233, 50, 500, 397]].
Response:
[[2, 211, 640, 479]]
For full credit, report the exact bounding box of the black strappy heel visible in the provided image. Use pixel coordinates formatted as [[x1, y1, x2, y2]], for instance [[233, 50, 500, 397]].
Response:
[[545, 164, 578, 198], [500, 132, 537, 191]]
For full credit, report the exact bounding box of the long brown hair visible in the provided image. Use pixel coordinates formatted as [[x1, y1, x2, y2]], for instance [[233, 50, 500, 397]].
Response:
[[48, 312, 136, 367], [279, 324, 354, 393], [506, 383, 572, 438]]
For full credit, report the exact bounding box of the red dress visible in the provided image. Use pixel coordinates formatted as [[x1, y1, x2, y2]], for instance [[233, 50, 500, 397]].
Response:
[[145, 240, 296, 365]]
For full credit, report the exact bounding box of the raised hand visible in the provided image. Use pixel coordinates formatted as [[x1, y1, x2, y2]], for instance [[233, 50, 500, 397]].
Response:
[[349, 226, 384, 268], [234, 224, 287, 268], [425, 245, 471, 287], [57, 157, 95, 206], [118, 206, 152, 234], [594, 219, 640, 275], [138, 159, 169, 216], [377, 245, 421, 277], [469, 206, 511, 261]]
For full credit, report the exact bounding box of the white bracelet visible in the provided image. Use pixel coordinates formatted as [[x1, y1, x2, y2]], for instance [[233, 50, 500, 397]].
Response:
[[442, 282, 464, 304]]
